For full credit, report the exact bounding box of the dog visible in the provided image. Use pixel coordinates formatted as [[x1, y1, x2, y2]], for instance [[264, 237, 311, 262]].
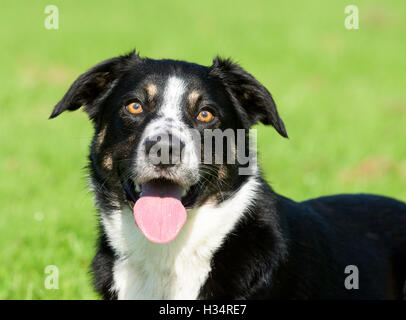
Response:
[[51, 50, 406, 299]]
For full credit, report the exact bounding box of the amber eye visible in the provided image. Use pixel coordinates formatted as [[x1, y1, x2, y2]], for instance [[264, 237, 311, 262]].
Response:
[[126, 102, 143, 114], [197, 110, 214, 123]]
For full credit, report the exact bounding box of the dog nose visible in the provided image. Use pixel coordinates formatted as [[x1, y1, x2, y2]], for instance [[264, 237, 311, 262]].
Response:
[[144, 134, 185, 167]]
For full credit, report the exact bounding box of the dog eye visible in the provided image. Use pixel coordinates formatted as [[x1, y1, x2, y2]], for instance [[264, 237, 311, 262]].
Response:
[[126, 102, 143, 115], [197, 110, 214, 123]]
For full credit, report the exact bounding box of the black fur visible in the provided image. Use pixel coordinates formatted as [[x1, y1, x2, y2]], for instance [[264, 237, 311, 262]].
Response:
[[51, 50, 406, 299], [91, 230, 118, 300], [199, 182, 406, 299]]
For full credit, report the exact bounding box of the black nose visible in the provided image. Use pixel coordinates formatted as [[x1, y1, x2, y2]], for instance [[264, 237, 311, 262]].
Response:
[[144, 134, 185, 167]]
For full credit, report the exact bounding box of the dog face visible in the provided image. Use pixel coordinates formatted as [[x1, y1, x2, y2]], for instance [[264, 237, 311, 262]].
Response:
[[51, 50, 287, 243]]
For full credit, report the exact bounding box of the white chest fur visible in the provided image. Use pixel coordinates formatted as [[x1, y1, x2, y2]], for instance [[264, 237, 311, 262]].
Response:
[[102, 176, 258, 299]]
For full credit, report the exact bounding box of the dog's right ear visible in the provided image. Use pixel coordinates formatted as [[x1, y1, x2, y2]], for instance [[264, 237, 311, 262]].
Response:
[[50, 51, 138, 119]]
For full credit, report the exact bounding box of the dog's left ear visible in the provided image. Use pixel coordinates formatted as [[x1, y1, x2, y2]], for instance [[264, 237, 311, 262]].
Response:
[[50, 51, 138, 119], [209, 57, 288, 138]]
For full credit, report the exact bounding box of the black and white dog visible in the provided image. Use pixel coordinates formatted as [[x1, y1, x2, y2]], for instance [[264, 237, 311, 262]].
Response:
[[51, 50, 406, 299]]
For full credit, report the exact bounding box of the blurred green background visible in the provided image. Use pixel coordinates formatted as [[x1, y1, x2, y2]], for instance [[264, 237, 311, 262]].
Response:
[[0, 0, 405, 299]]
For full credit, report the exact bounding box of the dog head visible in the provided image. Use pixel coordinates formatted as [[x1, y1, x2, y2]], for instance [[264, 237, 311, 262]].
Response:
[[51, 50, 287, 243]]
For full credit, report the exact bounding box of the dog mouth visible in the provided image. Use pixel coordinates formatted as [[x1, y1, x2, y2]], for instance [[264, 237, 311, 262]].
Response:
[[124, 178, 199, 209], [123, 178, 199, 244]]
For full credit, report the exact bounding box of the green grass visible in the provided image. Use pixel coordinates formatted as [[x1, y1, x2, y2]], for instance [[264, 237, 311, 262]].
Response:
[[0, 0, 405, 299]]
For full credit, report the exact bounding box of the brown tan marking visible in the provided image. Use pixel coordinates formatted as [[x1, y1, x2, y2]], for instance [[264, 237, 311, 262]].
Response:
[[202, 194, 218, 205], [145, 83, 158, 101], [128, 135, 136, 143], [217, 164, 229, 182], [96, 125, 107, 151], [103, 154, 113, 171], [188, 90, 201, 107]]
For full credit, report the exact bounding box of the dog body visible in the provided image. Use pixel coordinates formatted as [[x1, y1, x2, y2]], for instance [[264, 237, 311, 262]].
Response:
[[52, 51, 406, 299]]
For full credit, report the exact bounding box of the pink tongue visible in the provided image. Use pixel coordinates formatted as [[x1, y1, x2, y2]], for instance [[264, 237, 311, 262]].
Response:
[[133, 181, 186, 243]]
